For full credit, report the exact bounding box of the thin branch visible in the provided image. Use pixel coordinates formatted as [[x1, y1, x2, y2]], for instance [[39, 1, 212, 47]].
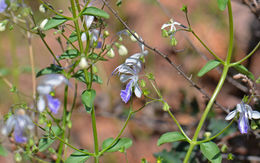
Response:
[[101, 0, 228, 113]]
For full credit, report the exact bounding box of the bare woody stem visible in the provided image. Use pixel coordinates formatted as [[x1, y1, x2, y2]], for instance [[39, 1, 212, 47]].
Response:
[[27, 31, 36, 99], [101, 0, 228, 113]]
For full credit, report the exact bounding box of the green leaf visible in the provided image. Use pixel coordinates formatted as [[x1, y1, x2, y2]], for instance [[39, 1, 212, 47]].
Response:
[[65, 150, 90, 163], [102, 137, 132, 153], [81, 7, 109, 19], [88, 53, 107, 61], [38, 126, 62, 152], [72, 70, 103, 84], [59, 49, 79, 60], [233, 64, 255, 80], [200, 141, 222, 163], [0, 144, 8, 157], [36, 64, 63, 77], [157, 132, 186, 146], [256, 76, 260, 84], [116, 0, 122, 7], [217, 0, 228, 11], [43, 15, 68, 30], [68, 31, 79, 43], [81, 89, 96, 113], [197, 60, 221, 77]]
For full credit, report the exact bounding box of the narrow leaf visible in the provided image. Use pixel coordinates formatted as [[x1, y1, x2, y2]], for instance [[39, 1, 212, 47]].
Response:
[[43, 15, 68, 30], [233, 64, 255, 80], [217, 0, 228, 11], [81, 89, 96, 113], [0, 144, 8, 157], [36, 64, 63, 77], [102, 137, 132, 153], [81, 7, 109, 19], [197, 60, 221, 77], [200, 141, 222, 163], [256, 76, 260, 84], [38, 126, 62, 152], [65, 150, 90, 163], [157, 132, 186, 146], [59, 49, 79, 60]]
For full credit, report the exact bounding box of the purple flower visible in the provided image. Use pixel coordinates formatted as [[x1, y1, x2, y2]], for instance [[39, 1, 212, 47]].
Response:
[[37, 74, 69, 113], [225, 102, 260, 134], [1, 109, 34, 143], [0, 0, 7, 13], [112, 40, 147, 103], [46, 94, 61, 114]]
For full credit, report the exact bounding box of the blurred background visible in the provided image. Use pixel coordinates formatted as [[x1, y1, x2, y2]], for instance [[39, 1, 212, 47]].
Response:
[[0, 0, 260, 162]]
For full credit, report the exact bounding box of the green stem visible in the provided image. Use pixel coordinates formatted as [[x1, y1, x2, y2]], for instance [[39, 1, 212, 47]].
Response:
[[38, 30, 62, 67], [230, 41, 260, 66], [55, 136, 94, 156], [99, 106, 134, 155], [149, 79, 190, 142], [56, 85, 68, 163], [184, 1, 234, 162], [70, 0, 84, 53], [191, 30, 224, 64], [197, 118, 235, 144], [226, 0, 234, 64], [167, 109, 191, 142], [184, 65, 229, 162], [91, 108, 99, 162], [38, 0, 73, 20]]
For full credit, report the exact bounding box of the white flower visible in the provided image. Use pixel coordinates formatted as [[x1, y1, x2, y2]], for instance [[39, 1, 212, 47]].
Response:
[[225, 102, 260, 134], [161, 19, 181, 33]]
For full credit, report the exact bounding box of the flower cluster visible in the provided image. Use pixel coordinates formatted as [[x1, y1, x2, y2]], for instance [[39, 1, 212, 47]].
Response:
[[2, 109, 34, 143], [37, 74, 69, 114], [113, 38, 148, 103], [161, 19, 183, 46], [225, 102, 260, 134]]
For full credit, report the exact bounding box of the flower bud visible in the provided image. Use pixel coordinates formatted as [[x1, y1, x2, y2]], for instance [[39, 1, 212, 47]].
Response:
[[227, 153, 234, 160], [171, 37, 177, 46], [118, 45, 128, 56], [203, 131, 211, 139], [14, 153, 22, 162], [39, 4, 47, 13], [103, 30, 109, 38], [107, 48, 115, 58], [0, 22, 6, 32], [40, 19, 48, 29], [140, 80, 146, 87], [79, 57, 88, 69], [161, 29, 168, 37], [130, 32, 138, 42], [163, 102, 170, 111], [0, 20, 8, 32], [221, 144, 228, 153], [92, 65, 98, 73], [21, 7, 32, 17]]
